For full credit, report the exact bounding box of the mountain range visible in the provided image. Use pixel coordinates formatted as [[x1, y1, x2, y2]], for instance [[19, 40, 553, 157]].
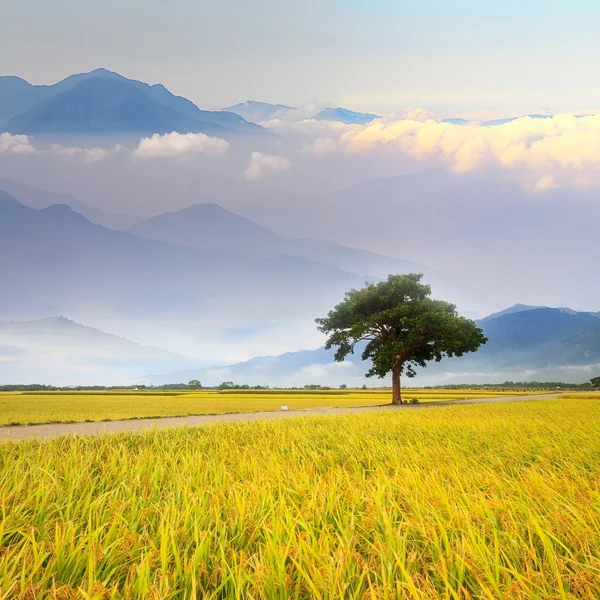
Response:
[[222, 101, 381, 125], [240, 169, 600, 311], [0, 178, 444, 283], [1, 68, 262, 135], [149, 307, 600, 387], [0, 178, 138, 230], [126, 202, 445, 281], [222, 101, 295, 123], [2, 183, 598, 386], [0, 192, 375, 328], [313, 107, 381, 125], [0, 316, 201, 385], [0, 179, 468, 378], [0, 71, 571, 137], [3, 305, 598, 386]]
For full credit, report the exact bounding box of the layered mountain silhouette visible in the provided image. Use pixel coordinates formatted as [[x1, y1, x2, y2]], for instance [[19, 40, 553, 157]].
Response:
[[127, 202, 441, 280], [223, 102, 381, 125], [314, 107, 380, 124], [0, 195, 373, 332], [150, 308, 600, 386], [0, 316, 201, 385], [443, 114, 553, 126], [0, 189, 19, 204], [1, 68, 262, 134], [0, 178, 138, 230], [242, 169, 600, 311], [482, 304, 582, 320], [0, 76, 44, 119], [223, 101, 295, 123]]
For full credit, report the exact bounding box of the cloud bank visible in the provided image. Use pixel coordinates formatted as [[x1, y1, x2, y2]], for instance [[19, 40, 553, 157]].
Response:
[[0, 133, 36, 155], [134, 132, 229, 158], [0, 132, 230, 163], [51, 144, 109, 163], [244, 152, 291, 181], [302, 137, 339, 157], [335, 113, 600, 190]]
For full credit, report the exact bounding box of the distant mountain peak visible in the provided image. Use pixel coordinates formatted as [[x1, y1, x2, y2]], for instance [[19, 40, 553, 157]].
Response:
[[128, 202, 282, 252], [484, 304, 544, 320], [0, 75, 30, 86], [314, 107, 381, 125], [88, 67, 119, 76], [483, 304, 588, 321], [0, 177, 139, 230], [222, 100, 296, 124], [182, 202, 230, 211], [40, 203, 87, 220], [0, 190, 20, 204], [148, 305, 600, 387], [2, 69, 263, 135], [226, 100, 295, 110], [36, 315, 79, 326], [67, 67, 121, 80]]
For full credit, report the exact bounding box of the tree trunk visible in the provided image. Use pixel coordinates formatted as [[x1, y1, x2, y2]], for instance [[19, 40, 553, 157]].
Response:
[[391, 360, 402, 405]]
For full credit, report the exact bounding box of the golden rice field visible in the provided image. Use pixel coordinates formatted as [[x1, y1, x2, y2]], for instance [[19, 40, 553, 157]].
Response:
[[0, 398, 598, 599], [0, 389, 548, 426], [559, 393, 600, 400]]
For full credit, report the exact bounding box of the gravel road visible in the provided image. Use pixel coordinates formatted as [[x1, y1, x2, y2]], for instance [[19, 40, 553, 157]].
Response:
[[0, 394, 558, 442]]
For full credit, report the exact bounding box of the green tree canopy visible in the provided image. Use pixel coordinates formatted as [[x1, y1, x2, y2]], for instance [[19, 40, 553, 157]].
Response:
[[591, 376, 600, 388], [316, 273, 487, 404]]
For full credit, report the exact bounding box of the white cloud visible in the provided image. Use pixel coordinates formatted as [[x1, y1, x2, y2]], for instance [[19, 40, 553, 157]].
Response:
[[1, 133, 230, 163], [256, 102, 327, 128], [331, 113, 600, 190], [397, 108, 442, 123], [301, 137, 338, 157], [0, 133, 36, 154], [271, 118, 354, 136], [244, 152, 291, 181], [133, 132, 229, 158], [51, 144, 108, 163], [0, 134, 119, 162]]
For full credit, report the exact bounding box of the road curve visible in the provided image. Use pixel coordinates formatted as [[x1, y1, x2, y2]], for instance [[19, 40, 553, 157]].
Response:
[[0, 394, 558, 442]]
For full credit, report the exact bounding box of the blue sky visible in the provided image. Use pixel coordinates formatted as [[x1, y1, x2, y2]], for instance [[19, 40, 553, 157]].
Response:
[[2, 0, 600, 114]]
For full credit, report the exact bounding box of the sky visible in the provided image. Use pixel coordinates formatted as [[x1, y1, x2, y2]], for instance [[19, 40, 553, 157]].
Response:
[[3, 0, 600, 115], [2, 0, 600, 375]]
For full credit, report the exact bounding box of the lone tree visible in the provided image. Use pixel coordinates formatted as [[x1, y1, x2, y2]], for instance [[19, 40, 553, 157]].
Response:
[[592, 376, 600, 388], [316, 274, 487, 405]]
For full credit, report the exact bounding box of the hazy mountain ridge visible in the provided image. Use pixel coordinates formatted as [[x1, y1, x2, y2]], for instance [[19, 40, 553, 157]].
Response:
[[0, 197, 373, 361], [222, 102, 381, 125], [1, 69, 262, 134], [223, 101, 295, 123], [482, 304, 584, 321], [127, 202, 442, 280], [0, 178, 138, 230], [0, 316, 202, 385], [241, 169, 600, 311], [314, 107, 381, 124], [0, 189, 19, 203], [149, 308, 600, 386], [5, 77, 225, 135]]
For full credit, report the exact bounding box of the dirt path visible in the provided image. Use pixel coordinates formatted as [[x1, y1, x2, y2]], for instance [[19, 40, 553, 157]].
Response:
[[0, 394, 558, 442]]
